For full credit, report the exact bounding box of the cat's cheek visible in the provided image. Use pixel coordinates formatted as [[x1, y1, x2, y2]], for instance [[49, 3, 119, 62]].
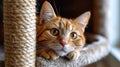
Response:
[[50, 44, 63, 50], [74, 40, 85, 48]]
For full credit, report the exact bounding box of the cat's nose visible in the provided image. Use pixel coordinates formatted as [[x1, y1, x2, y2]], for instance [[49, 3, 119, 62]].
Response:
[[60, 40, 67, 47]]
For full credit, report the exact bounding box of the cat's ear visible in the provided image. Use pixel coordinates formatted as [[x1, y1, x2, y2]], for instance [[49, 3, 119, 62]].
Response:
[[74, 11, 91, 28], [39, 1, 56, 24]]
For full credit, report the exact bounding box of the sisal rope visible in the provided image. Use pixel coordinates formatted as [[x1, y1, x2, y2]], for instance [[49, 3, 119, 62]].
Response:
[[3, 0, 36, 67]]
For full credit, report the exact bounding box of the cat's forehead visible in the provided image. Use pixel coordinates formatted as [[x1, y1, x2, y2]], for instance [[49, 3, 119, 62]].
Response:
[[51, 17, 72, 23], [46, 17, 83, 33], [48, 17, 72, 28]]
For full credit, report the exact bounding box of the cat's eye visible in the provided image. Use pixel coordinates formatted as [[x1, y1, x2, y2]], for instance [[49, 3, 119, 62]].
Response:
[[71, 32, 78, 39], [50, 28, 59, 36]]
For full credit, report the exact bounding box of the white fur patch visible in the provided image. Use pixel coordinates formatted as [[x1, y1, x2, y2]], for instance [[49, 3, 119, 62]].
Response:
[[51, 44, 74, 56]]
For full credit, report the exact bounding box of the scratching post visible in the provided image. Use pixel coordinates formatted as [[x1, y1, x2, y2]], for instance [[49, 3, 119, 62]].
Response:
[[3, 0, 36, 67]]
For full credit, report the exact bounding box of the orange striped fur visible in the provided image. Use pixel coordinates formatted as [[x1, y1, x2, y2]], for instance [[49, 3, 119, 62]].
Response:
[[37, 1, 90, 60]]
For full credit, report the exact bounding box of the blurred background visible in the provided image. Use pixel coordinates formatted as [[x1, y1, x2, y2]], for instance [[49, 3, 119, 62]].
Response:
[[0, 0, 120, 67]]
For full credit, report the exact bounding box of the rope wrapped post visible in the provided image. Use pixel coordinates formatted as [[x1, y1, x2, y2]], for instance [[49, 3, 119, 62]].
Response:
[[3, 0, 36, 67]]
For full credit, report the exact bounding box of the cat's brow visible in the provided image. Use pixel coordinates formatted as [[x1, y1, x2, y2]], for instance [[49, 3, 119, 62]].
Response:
[[66, 21, 72, 31], [52, 22, 59, 28], [58, 19, 72, 35], [59, 21, 64, 34]]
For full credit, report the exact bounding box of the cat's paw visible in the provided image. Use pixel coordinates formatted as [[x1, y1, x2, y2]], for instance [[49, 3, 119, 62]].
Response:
[[37, 49, 59, 60], [66, 49, 80, 60], [47, 50, 59, 60]]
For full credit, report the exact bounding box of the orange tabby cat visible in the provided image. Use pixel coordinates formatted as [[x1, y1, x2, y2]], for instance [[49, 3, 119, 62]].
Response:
[[37, 1, 90, 60]]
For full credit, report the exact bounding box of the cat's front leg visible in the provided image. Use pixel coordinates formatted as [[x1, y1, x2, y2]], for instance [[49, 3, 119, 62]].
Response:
[[66, 49, 80, 60], [37, 48, 59, 60]]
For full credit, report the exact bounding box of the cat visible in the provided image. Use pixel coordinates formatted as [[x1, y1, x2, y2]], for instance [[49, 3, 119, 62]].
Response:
[[36, 1, 91, 60]]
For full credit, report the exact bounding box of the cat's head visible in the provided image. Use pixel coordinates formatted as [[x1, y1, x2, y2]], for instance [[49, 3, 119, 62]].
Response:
[[37, 1, 91, 56]]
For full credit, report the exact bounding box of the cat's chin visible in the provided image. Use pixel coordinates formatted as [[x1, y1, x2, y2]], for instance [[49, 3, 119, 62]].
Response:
[[51, 44, 75, 56], [55, 50, 68, 56], [55, 48, 74, 57]]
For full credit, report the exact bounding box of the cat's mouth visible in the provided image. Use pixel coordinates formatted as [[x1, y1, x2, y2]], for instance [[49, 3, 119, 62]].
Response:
[[55, 48, 68, 53], [52, 44, 74, 56], [55, 50, 69, 56], [61, 48, 68, 52]]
